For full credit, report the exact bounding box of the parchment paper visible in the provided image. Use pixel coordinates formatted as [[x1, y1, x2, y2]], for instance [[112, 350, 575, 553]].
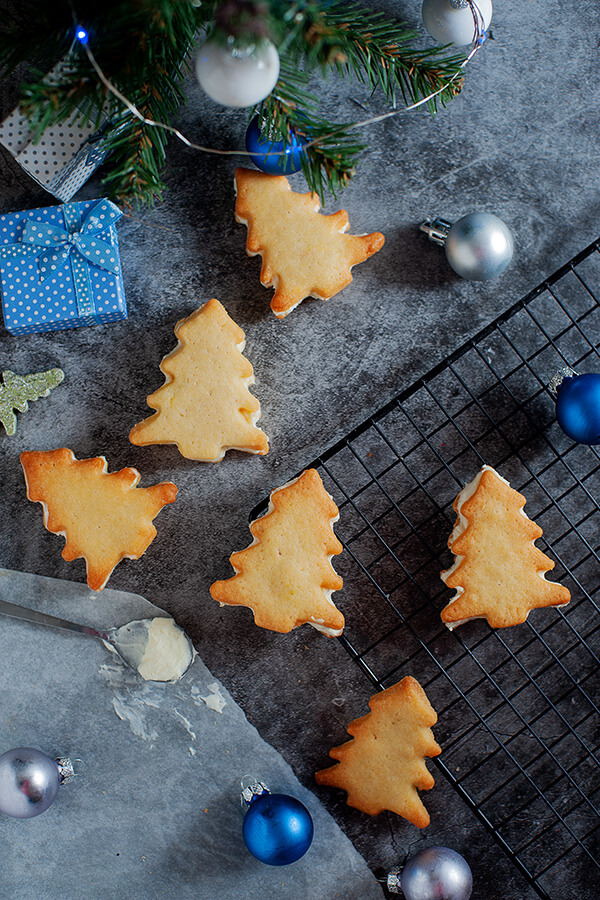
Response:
[[0, 569, 383, 900]]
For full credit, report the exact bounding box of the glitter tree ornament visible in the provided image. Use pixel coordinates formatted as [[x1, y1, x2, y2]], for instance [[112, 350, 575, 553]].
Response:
[[0, 368, 64, 435]]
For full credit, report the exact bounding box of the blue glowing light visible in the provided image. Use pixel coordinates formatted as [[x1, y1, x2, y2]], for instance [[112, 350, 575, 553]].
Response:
[[75, 26, 89, 45]]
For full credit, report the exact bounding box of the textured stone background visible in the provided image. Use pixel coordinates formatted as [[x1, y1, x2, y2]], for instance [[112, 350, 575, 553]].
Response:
[[1, 1, 600, 896]]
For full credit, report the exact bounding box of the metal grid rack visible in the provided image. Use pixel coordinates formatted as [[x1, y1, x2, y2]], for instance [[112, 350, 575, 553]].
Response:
[[311, 240, 600, 898]]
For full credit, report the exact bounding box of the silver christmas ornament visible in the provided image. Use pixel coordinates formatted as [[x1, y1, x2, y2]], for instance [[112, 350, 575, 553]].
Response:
[[195, 38, 280, 108], [420, 213, 513, 281], [400, 846, 473, 900], [0, 747, 73, 818], [422, 0, 492, 46]]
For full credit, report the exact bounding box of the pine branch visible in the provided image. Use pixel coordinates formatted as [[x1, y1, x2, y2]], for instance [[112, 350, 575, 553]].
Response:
[[0, 0, 468, 206], [280, 0, 466, 111], [256, 60, 365, 200], [4, 0, 210, 206]]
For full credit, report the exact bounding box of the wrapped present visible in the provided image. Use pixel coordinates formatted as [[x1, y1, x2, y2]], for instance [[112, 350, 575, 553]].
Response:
[[0, 198, 127, 335], [0, 105, 109, 202], [0, 58, 109, 201]]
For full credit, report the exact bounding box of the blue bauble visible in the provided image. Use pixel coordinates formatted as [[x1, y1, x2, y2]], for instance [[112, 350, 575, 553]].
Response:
[[242, 792, 314, 865], [556, 372, 600, 445], [245, 117, 306, 175]]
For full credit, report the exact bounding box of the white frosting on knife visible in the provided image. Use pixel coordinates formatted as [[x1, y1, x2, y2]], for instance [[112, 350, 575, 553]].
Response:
[[136, 617, 194, 682]]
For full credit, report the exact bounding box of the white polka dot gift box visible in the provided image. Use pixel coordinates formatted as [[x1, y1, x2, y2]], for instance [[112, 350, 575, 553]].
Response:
[[0, 198, 127, 336], [0, 58, 108, 202]]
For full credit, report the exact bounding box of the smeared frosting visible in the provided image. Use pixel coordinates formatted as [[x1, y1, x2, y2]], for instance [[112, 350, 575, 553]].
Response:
[[136, 617, 194, 682]]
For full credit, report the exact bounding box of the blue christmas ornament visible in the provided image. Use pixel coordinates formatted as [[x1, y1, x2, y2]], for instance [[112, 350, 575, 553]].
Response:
[[553, 369, 600, 445], [245, 117, 306, 176], [241, 777, 313, 865]]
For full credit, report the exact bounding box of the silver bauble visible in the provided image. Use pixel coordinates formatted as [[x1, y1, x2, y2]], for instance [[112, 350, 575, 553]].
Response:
[[0, 747, 61, 818], [195, 38, 280, 108], [401, 846, 473, 900], [445, 212, 513, 281], [422, 0, 493, 46]]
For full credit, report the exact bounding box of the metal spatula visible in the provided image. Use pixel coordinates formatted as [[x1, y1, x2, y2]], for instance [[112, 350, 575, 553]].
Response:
[[0, 598, 194, 681]]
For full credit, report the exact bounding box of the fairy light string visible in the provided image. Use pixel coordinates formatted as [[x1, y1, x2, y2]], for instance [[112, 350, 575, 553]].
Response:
[[73, 8, 485, 162]]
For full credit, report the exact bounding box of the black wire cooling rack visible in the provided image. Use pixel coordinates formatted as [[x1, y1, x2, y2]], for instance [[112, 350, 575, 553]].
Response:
[[306, 239, 600, 899]]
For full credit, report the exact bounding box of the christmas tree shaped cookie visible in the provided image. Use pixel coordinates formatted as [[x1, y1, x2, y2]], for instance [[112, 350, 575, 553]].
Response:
[[316, 676, 441, 828], [21, 448, 177, 591], [129, 298, 268, 461], [441, 465, 571, 629], [0, 368, 64, 435], [234, 167, 385, 318], [210, 468, 345, 635]]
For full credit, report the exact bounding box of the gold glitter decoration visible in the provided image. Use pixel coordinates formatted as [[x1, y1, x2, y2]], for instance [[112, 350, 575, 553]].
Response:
[[0, 369, 64, 436]]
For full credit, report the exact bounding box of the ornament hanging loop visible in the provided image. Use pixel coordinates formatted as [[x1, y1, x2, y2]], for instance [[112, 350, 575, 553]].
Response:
[[420, 217, 453, 247], [240, 774, 270, 810]]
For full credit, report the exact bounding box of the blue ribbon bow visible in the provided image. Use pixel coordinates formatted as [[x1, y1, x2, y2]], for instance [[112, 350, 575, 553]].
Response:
[[22, 200, 122, 282], [0, 199, 123, 322]]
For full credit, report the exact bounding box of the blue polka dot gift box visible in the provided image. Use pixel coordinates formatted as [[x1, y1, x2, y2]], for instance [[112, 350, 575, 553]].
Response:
[[0, 198, 127, 335]]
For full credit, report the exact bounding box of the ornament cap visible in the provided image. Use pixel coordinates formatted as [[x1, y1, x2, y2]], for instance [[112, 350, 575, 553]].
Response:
[[57, 756, 77, 784], [548, 366, 578, 399], [386, 866, 403, 894], [240, 774, 270, 810], [420, 217, 453, 246]]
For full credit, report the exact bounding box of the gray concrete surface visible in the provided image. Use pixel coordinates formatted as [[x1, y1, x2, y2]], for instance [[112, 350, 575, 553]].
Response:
[[1, 1, 599, 896]]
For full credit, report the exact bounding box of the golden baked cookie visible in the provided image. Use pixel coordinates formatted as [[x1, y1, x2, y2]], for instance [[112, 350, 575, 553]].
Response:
[[234, 167, 385, 318], [210, 468, 344, 635], [316, 676, 441, 828], [21, 448, 177, 591], [129, 298, 268, 461], [441, 465, 571, 629]]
